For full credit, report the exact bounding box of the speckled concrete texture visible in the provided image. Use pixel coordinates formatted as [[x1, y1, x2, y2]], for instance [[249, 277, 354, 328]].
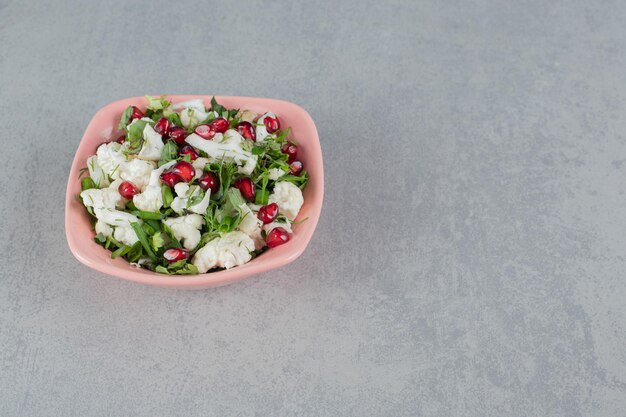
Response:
[[1, 0, 625, 415]]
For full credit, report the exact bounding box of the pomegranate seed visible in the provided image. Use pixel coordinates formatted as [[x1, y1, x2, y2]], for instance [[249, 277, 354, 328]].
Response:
[[266, 227, 290, 248], [236, 121, 256, 141], [281, 142, 298, 163], [233, 177, 256, 201], [289, 160, 303, 175], [160, 171, 181, 187], [198, 172, 220, 193], [118, 181, 139, 199], [263, 115, 280, 133], [169, 127, 187, 145], [163, 248, 189, 263], [179, 145, 199, 161], [194, 124, 216, 140], [209, 117, 229, 133], [172, 161, 195, 182], [130, 106, 144, 121], [154, 117, 171, 137], [116, 135, 126, 144], [257, 203, 279, 224]]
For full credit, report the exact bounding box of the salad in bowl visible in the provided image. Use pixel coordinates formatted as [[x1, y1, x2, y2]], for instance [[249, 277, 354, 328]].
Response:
[[77, 96, 309, 275]]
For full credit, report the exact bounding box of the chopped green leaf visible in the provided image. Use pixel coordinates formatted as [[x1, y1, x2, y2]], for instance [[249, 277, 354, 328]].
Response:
[[161, 184, 174, 208], [145, 95, 170, 111], [166, 112, 182, 127], [118, 106, 133, 130], [130, 222, 157, 260], [159, 140, 179, 167], [151, 232, 166, 252], [131, 210, 165, 220], [81, 177, 96, 191]]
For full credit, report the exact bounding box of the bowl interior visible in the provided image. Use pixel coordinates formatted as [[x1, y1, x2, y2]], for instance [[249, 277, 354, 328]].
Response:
[[65, 95, 323, 288]]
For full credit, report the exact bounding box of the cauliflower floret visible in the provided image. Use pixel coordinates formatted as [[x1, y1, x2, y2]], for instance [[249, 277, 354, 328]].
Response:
[[113, 225, 139, 246], [118, 159, 156, 191], [236, 109, 257, 123], [171, 100, 216, 129], [192, 157, 212, 179], [132, 160, 177, 212], [170, 183, 211, 215], [263, 221, 292, 234], [170, 99, 206, 112], [237, 204, 264, 250], [96, 141, 127, 179], [255, 112, 277, 143], [221, 129, 244, 145], [137, 124, 164, 161], [95, 220, 113, 237], [86, 155, 109, 188], [93, 208, 139, 227], [163, 214, 204, 250], [80, 186, 124, 210], [192, 231, 254, 272], [268, 168, 286, 181], [185, 133, 257, 175], [268, 181, 304, 221]]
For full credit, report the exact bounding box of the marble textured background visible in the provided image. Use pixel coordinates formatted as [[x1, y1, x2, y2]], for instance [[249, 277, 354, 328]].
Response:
[[1, 0, 626, 415]]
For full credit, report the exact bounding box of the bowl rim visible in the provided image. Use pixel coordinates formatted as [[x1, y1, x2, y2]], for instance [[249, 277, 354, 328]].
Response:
[[65, 95, 324, 288]]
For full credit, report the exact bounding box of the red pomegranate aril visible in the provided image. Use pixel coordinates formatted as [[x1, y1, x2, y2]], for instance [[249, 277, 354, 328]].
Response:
[[198, 172, 220, 193], [289, 160, 303, 175], [233, 177, 256, 201], [169, 127, 188, 145], [194, 124, 216, 140], [281, 142, 298, 163], [263, 115, 280, 133], [172, 161, 195, 182], [116, 135, 126, 144], [118, 181, 139, 199], [130, 106, 144, 121], [160, 171, 181, 187], [209, 117, 229, 133], [266, 227, 290, 248], [257, 203, 279, 224], [236, 121, 256, 141], [163, 248, 189, 263], [154, 117, 171, 137], [179, 145, 199, 161]]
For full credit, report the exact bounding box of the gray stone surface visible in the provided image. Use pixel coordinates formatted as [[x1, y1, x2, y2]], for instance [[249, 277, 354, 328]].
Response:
[[1, 0, 625, 415]]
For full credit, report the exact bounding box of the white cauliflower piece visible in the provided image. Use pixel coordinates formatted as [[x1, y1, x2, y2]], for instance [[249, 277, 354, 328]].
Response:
[[263, 221, 292, 234], [192, 157, 212, 179], [163, 214, 204, 250], [170, 99, 206, 112], [255, 112, 277, 143], [86, 155, 109, 188], [237, 204, 264, 250], [96, 142, 127, 179], [268, 181, 304, 221], [114, 225, 139, 246], [170, 183, 211, 215], [93, 208, 139, 227], [221, 129, 244, 145], [192, 231, 254, 272], [137, 124, 164, 161], [132, 160, 177, 212], [268, 168, 286, 181], [118, 159, 156, 191], [80, 186, 124, 210], [185, 133, 257, 175], [95, 220, 113, 237]]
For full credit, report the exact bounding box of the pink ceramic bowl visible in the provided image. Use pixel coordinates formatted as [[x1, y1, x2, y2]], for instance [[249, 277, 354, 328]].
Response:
[[65, 95, 323, 288]]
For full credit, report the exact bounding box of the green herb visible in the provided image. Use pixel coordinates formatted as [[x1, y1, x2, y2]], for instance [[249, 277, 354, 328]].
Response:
[[125, 242, 143, 262], [161, 222, 183, 249], [131, 210, 165, 220], [81, 177, 96, 191], [111, 245, 131, 259], [255, 188, 269, 205], [155, 260, 199, 275], [161, 184, 174, 208], [186, 188, 205, 208], [159, 140, 179, 167], [166, 112, 182, 127], [130, 222, 157, 260], [151, 232, 166, 252], [118, 106, 133, 130], [145, 95, 170, 111], [210, 96, 226, 115], [94, 233, 107, 244], [124, 119, 150, 155], [280, 171, 309, 189]]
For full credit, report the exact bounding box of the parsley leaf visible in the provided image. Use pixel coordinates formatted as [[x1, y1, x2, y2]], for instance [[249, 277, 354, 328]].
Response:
[[159, 140, 179, 167], [145, 95, 171, 111], [118, 106, 133, 130]]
